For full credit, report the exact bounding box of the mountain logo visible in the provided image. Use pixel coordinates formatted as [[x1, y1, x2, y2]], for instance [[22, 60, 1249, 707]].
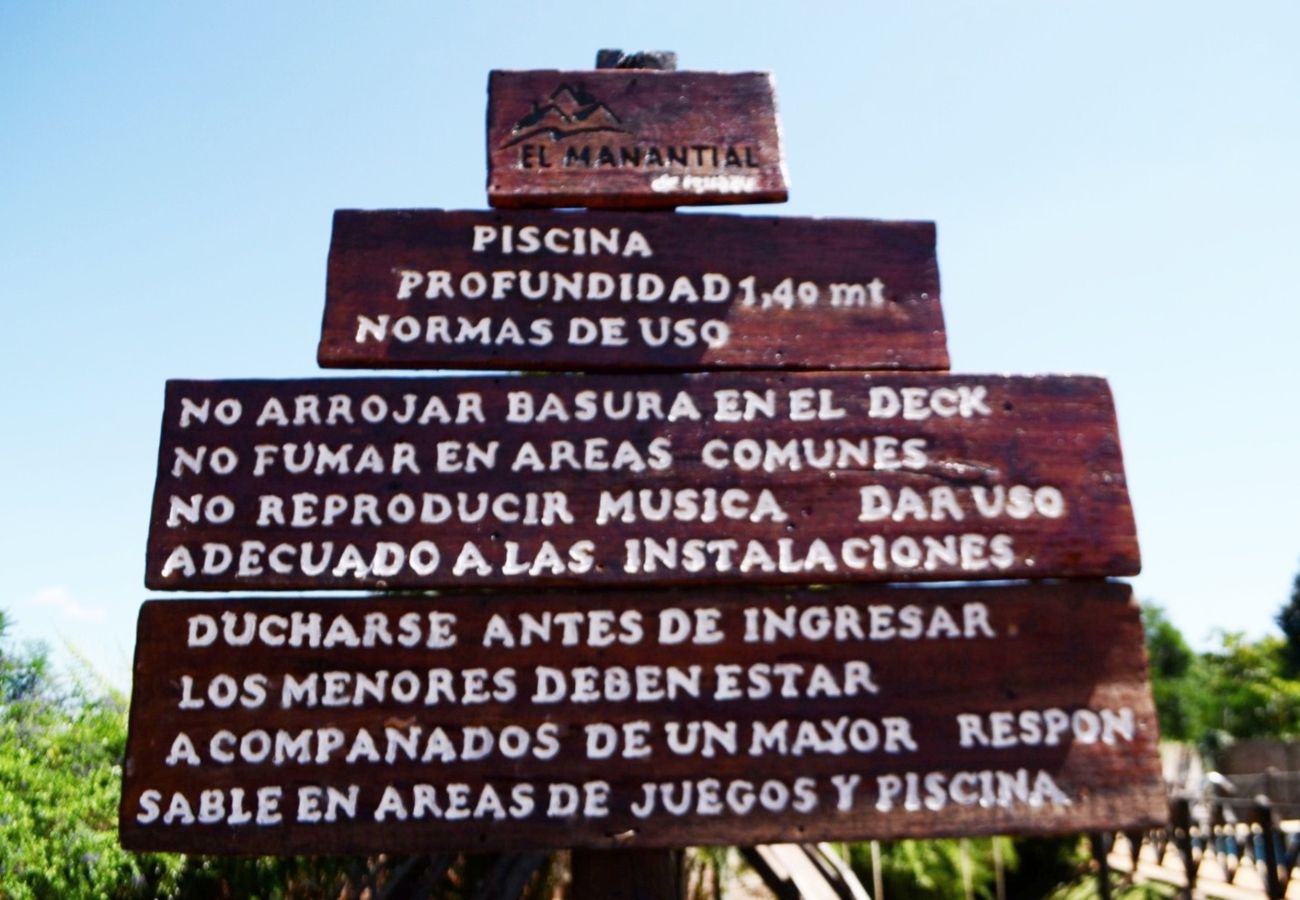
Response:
[[503, 84, 628, 147]]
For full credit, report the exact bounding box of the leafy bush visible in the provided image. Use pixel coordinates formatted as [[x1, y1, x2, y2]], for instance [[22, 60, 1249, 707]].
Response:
[[1143, 601, 1300, 746], [0, 623, 186, 897], [848, 837, 1016, 899]]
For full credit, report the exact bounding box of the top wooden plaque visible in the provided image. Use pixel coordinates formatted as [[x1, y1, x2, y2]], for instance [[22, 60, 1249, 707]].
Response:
[[487, 70, 788, 209]]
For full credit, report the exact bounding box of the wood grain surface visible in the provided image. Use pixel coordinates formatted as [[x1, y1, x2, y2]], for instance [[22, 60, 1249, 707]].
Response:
[[318, 209, 947, 371], [487, 71, 787, 209], [120, 582, 1165, 854], [145, 373, 1139, 591]]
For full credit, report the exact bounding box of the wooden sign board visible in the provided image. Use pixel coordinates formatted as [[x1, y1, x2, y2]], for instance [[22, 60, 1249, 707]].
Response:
[[145, 373, 1139, 591], [318, 210, 947, 372], [487, 71, 787, 209], [119, 582, 1166, 854]]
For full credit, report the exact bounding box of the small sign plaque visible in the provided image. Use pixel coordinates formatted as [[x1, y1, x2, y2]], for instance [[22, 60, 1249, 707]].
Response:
[[487, 70, 788, 209], [145, 373, 1139, 592], [119, 583, 1165, 854], [319, 209, 947, 371]]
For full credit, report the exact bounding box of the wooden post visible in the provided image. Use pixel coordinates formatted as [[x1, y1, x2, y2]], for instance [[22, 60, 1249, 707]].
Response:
[[567, 47, 685, 900], [1123, 829, 1145, 871], [1090, 832, 1112, 900], [570, 849, 684, 900], [1170, 796, 1198, 893], [1255, 796, 1284, 900]]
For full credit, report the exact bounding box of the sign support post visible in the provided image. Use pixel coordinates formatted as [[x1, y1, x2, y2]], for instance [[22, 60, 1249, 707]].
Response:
[[1090, 832, 1113, 900], [569, 46, 683, 900], [571, 848, 684, 900]]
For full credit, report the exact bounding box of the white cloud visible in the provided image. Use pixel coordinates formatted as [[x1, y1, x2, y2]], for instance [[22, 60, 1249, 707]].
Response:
[[27, 586, 108, 625]]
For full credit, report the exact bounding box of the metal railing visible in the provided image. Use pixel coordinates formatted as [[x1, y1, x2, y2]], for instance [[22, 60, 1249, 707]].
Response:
[[1098, 784, 1300, 899]]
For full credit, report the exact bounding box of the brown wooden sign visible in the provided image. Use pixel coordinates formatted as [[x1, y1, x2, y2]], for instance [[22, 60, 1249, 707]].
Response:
[[318, 210, 947, 372], [487, 71, 787, 209], [119, 582, 1165, 854], [145, 373, 1139, 591]]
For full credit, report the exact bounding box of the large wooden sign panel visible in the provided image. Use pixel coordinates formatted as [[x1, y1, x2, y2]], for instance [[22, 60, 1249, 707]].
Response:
[[119, 583, 1165, 854], [487, 71, 787, 209], [318, 210, 947, 372], [145, 373, 1139, 591]]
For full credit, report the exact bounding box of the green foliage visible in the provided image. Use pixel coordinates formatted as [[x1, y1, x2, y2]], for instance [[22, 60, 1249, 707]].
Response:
[[0, 611, 50, 705], [1192, 632, 1300, 739], [1142, 601, 1300, 745], [1141, 604, 1193, 681], [686, 846, 734, 899], [848, 836, 1181, 899], [849, 837, 1016, 899], [1141, 603, 1198, 740], [1046, 876, 1178, 899], [1004, 837, 1178, 899], [1002, 836, 1088, 897], [1277, 561, 1300, 676], [0, 641, 186, 896]]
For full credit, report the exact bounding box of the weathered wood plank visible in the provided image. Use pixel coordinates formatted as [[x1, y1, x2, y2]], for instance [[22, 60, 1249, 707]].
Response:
[[319, 210, 947, 371], [144, 373, 1139, 591], [487, 70, 787, 209], [119, 582, 1166, 854]]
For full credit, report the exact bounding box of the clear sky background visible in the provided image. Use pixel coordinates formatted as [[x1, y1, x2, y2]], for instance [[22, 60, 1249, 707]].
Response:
[[2, 2, 1297, 688]]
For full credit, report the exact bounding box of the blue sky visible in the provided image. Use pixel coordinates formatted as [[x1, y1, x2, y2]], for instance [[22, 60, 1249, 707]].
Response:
[[2, 2, 1297, 686]]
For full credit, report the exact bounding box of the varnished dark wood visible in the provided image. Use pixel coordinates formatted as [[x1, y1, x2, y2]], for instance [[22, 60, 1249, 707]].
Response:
[[119, 582, 1166, 854], [487, 70, 787, 209], [571, 849, 683, 900], [319, 209, 947, 372], [144, 373, 1139, 591]]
